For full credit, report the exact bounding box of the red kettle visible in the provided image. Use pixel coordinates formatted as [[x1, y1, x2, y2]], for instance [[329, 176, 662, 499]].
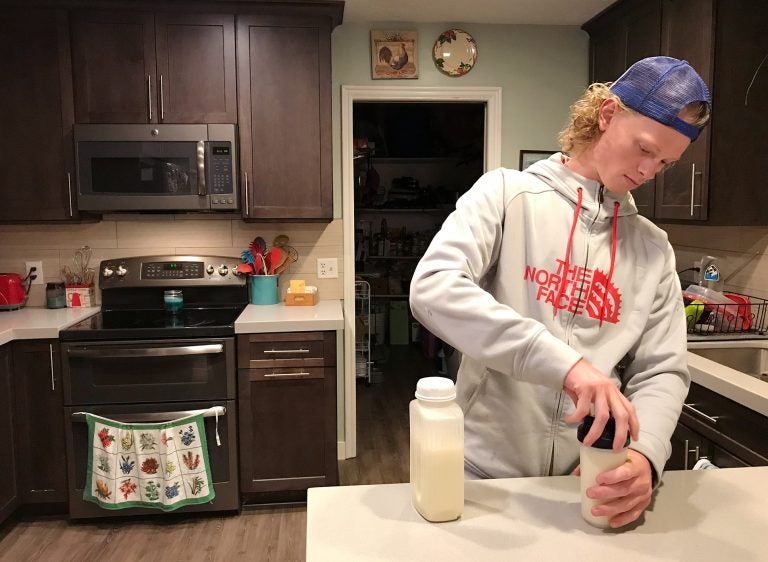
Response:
[[0, 273, 28, 310]]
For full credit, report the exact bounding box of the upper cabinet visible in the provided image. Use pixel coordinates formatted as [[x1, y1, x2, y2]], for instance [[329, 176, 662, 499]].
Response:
[[585, 0, 768, 225], [0, 9, 80, 222], [71, 11, 237, 124], [237, 15, 333, 220]]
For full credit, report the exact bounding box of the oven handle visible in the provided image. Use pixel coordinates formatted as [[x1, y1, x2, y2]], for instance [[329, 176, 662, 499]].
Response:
[[71, 405, 226, 423], [67, 344, 224, 358]]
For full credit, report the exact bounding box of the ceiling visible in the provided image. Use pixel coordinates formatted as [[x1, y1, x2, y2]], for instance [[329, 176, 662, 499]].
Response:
[[341, 0, 616, 26]]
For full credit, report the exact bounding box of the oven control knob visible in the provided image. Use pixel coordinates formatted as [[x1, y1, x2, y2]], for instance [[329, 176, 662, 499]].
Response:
[[116, 265, 127, 277], [206, 265, 215, 275], [102, 266, 114, 278], [218, 265, 229, 276]]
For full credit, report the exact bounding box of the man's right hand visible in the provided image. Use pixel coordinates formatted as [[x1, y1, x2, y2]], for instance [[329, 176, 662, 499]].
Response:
[[563, 358, 639, 450]]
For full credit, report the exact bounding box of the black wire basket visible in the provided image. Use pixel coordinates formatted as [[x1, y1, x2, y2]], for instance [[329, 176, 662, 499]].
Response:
[[685, 291, 768, 336]]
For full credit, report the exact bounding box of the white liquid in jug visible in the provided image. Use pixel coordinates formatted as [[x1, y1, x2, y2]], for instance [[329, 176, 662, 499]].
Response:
[[412, 446, 464, 522], [579, 446, 627, 528]]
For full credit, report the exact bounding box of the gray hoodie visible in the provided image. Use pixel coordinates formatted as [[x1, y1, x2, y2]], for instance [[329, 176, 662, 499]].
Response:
[[409, 153, 690, 480]]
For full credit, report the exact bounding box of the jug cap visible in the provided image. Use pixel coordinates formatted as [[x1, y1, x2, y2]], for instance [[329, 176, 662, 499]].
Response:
[[577, 415, 630, 450], [415, 377, 456, 402]]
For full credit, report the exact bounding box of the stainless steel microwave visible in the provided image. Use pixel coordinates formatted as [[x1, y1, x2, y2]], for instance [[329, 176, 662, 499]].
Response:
[[74, 124, 238, 212]]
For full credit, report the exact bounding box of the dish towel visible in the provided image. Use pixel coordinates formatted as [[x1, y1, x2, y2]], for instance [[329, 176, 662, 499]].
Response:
[[82, 412, 215, 511]]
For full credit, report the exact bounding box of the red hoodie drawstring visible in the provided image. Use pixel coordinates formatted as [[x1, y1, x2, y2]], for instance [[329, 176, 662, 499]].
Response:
[[598, 201, 620, 327], [554, 187, 583, 318]]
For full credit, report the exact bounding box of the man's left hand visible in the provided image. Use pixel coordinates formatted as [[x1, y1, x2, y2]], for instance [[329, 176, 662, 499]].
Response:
[[579, 449, 653, 528]]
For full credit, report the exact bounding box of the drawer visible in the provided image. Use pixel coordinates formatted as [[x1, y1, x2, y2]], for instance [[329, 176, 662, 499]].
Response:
[[237, 332, 335, 368], [684, 382, 768, 462]]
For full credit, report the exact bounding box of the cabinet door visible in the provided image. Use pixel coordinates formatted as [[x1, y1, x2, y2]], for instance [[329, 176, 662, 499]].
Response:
[[654, 0, 714, 220], [71, 10, 156, 123], [12, 340, 67, 504], [0, 9, 77, 222], [154, 13, 237, 123], [238, 367, 337, 492], [237, 16, 332, 220], [0, 345, 18, 524]]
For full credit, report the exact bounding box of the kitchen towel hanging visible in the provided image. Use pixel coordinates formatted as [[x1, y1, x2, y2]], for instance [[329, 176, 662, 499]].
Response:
[[81, 411, 216, 511]]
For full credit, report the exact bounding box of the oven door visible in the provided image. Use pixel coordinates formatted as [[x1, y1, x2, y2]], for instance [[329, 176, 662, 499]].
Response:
[[64, 400, 238, 518], [62, 338, 236, 405]]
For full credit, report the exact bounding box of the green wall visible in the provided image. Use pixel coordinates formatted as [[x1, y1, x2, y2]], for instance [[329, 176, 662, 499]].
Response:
[[330, 22, 591, 217]]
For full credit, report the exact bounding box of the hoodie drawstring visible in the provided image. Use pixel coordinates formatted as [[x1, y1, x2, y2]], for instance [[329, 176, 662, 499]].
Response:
[[598, 201, 620, 327], [554, 187, 583, 318]]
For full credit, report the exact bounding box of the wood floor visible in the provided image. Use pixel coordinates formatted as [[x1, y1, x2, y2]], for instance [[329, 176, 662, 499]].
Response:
[[0, 345, 437, 562]]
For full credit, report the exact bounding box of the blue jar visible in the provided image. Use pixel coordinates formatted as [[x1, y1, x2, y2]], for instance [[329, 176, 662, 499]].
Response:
[[164, 289, 183, 313]]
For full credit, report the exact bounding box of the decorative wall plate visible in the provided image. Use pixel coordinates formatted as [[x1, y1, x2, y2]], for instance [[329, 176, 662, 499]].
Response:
[[433, 29, 478, 77]]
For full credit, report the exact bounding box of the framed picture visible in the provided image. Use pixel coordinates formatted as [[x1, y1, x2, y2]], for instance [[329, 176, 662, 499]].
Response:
[[371, 30, 418, 79], [519, 150, 557, 170]]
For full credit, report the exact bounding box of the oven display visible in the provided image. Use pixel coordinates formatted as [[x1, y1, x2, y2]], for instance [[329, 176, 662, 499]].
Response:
[[143, 261, 204, 279]]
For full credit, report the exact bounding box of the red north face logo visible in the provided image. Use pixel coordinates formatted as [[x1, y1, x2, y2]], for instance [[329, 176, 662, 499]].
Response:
[[523, 259, 621, 323]]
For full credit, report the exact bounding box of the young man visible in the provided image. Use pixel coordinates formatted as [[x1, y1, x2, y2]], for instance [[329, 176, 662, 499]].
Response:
[[409, 57, 711, 528]]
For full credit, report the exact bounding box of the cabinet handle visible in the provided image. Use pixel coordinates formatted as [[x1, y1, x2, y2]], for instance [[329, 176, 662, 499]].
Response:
[[244, 172, 249, 216], [263, 348, 310, 354], [147, 74, 153, 121], [264, 371, 312, 378], [684, 439, 690, 470], [66, 172, 73, 217], [49, 344, 55, 391], [683, 403, 719, 425], [689, 163, 696, 216], [159, 74, 165, 121]]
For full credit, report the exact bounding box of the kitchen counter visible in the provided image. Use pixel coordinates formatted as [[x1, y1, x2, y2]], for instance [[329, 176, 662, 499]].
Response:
[[687, 349, 768, 417], [235, 299, 343, 333], [307, 467, 768, 562], [0, 306, 100, 346]]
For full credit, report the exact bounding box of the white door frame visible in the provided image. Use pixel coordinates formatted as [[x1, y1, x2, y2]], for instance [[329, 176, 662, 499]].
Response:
[[341, 85, 502, 458]]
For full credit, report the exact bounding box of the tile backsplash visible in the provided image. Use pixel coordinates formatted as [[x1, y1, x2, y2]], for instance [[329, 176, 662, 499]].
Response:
[[0, 216, 343, 307], [662, 224, 768, 299]]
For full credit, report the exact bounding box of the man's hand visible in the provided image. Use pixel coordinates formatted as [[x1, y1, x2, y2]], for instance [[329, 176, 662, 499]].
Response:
[[581, 449, 654, 528], [563, 358, 639, 450]]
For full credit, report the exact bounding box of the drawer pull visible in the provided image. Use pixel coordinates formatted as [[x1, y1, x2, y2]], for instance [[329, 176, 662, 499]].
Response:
[[264, 371, 311, 378], [263, 348, 310, 354], [684, 403, 719, 425]]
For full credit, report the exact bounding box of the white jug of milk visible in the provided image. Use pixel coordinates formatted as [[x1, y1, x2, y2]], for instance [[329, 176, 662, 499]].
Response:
[[409, 376, 464, 522]]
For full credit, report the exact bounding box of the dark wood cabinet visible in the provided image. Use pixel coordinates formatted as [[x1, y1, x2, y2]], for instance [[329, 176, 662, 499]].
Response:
[[71, 10, 236, 124], [0, 345, 18, 525], [668, 382, 768, 470], [585, 0, 768, 224], [237, 16, 333, 220], [237, 332, 338, 494], [0, 9, 78, 223], [12, 340, 68, 504]]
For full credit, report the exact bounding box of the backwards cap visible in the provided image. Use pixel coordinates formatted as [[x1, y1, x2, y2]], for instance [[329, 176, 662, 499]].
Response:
[[609, 56, 711, 141]]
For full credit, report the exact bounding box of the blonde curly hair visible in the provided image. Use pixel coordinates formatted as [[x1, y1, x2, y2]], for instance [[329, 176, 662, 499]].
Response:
[[558, 83, 710, 156]]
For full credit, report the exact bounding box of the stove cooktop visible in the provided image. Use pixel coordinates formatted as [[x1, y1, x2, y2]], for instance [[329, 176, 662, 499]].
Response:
[[59, 307, 245, 341]]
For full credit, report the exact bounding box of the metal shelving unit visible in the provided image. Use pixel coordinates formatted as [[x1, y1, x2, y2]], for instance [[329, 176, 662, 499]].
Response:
[[355, 279, 372, 384]]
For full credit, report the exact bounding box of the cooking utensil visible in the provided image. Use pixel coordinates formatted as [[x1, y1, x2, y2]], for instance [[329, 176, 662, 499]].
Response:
[[267, 247, 284, 275], [74, 246, 92, 285]]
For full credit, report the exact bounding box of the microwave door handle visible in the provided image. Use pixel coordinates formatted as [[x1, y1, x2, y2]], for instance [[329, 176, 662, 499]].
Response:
[[197, 141, 207, 196], [67, 344, 224, 358]]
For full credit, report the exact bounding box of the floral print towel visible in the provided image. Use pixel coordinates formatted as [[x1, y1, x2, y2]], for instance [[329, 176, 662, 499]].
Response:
[[83, 412, 215, 511]]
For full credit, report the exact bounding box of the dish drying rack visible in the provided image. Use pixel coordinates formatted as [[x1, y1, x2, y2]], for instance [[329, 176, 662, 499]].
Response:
[[686, 291, 768, 336]]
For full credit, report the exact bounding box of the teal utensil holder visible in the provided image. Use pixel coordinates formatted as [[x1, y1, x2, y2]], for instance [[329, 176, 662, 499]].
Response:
[[250, 275, 279, 305]]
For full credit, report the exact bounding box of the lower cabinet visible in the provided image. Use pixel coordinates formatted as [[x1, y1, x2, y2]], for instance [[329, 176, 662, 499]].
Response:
[[12, 340, 68, 504], [0, 345, 19, 525], [237, 332, 338, 494], [668, 382, 768, 470]]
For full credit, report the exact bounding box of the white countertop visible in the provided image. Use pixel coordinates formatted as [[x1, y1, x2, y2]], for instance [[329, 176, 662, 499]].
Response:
[[307, 467, 768, 562], [687, 346, 768, 417], [234, 300, 343, 333], [0, 306, 100, 346]]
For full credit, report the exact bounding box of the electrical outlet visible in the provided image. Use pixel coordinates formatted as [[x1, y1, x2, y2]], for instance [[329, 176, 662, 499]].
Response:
[[317, 258, 338, 279], [25, 260, 44, 285]]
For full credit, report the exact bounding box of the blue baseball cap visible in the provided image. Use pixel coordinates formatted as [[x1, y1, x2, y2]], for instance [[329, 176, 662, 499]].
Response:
[[610, 56, 711, 141]]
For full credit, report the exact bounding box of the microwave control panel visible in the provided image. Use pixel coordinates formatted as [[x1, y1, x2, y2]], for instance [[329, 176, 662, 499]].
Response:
[[208, 141, 236, 208]]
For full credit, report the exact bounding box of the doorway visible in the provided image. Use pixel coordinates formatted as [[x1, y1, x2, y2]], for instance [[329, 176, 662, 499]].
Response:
[[340, 86, 502, 461]]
